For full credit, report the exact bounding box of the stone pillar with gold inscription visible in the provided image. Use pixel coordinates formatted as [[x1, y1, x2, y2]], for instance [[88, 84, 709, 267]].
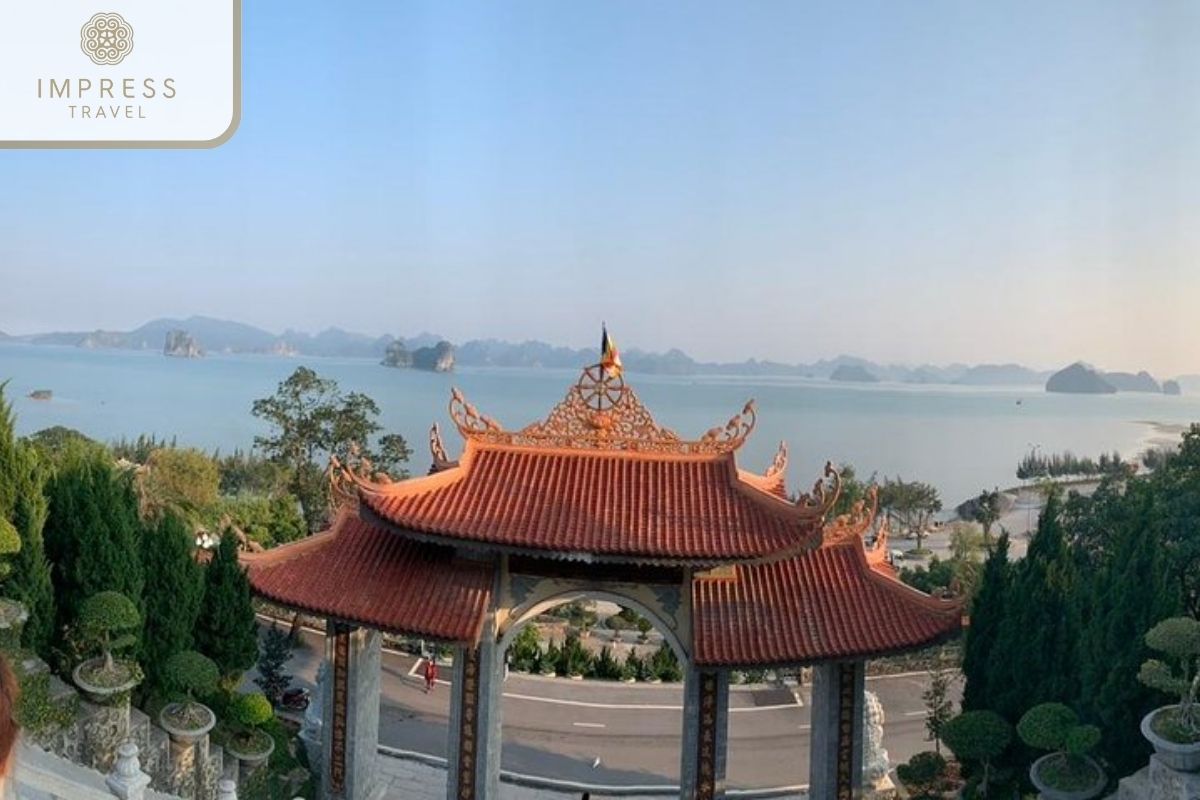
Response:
[[679, 667, 731, 800], [445, 612, 502, 800], [810, 661, 867, 800], [320, 622, 383, 800]]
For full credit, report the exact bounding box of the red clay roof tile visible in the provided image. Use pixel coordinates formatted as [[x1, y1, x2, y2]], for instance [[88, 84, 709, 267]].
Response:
[[692, 541, 962, 666], [359, 443, 821, 561], [242, 511, 492, 643]]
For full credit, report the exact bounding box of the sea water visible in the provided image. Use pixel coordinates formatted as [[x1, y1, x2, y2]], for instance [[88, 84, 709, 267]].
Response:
[[2, 342, 1198, 507]]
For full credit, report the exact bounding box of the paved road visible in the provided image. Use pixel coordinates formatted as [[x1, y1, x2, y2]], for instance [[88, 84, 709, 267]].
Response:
[[264, 624, 956, 790]]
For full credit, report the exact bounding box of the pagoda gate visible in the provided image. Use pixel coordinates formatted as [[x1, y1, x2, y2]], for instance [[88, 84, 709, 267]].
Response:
[[243, 364, 961, 800]]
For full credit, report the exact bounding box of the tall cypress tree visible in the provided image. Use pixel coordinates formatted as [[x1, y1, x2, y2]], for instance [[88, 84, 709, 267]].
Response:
[[194, 532, 258, 681], [1076, 480, 1180, 774], [989, 493, 1079, 721], [140, 512, 204, 695], [0, 386, 56, 655], [962, 533, 1011, 711], [43, 447, 144, 641]]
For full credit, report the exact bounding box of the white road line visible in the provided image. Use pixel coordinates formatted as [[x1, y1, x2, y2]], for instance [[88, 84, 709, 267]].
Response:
[[500, 691, 798, 713], [572, 722, 606, 728], [904, 710, 928, 717]]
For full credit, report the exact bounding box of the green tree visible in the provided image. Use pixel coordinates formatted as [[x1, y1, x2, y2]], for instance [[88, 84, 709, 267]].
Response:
[[162, 650, 219, 709], [194, 533, 258, 682], [139, 447, 220, 521], [1074, 478, 1178, 774], [0, 386, 55, 655], [879, 478, 942, 553], [971, 489, 1003, 548], [962, 535, 1010, 711], [253, 624, 293, 704], [252, 366, 411, 532], [77, 591, 140, 671], [43, 447, 144, 649], [140, 512, 204, 695], [941, 710, 1011, 798], [988, 494, 1078, 721], [831, 463, 873, 517], [923, 669, 956, 755]]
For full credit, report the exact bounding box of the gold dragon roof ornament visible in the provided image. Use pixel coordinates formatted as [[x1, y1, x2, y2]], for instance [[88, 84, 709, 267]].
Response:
[[328, 442, 394, 504], [764, 441, 788, 481], [823, 484, 882, 546], [448, 364, 758, 455]]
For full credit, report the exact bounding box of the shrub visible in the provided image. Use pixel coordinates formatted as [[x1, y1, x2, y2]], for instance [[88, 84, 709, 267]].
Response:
[[1017, 703, 1080, 752], [896, 751, 946, 798], [650, 642, 682, 682], [941, 710, 1011, 797], [253, 624, 293, 704], [163, 650, 219, 702], [592, 646, 622, 680], [230, 691, 274, 729], [77, 591, 140, 668]]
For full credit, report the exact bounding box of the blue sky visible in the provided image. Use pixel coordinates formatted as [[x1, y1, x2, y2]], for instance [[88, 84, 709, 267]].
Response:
[[2, 1, 1198, 374]]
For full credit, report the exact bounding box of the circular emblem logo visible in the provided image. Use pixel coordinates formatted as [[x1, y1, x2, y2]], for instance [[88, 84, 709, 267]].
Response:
[[80, 12, 133, 66]]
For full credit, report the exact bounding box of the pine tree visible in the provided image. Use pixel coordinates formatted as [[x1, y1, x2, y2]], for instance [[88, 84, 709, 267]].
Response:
[[42, 446, 143, 651], [989, 494, 1079, 722], [0, 386, 55, 656], [194, 533, 258, 681], [962, 534, 1010, 711], [1076, 481, 1180, 774], [140, 512, 204, 695], [254, 624, 293, 704]]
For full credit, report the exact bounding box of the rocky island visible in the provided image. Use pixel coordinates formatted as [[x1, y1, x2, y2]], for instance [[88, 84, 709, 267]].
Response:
[[830, 364, 879, 383], [27, 389, 52, 401], [163, 330, 202, 358], [382, 339, 455, 372], [1046, 363, 1116, 394]]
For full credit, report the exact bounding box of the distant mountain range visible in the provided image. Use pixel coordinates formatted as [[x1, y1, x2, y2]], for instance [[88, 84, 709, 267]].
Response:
[[1, 316, 1192, 389]]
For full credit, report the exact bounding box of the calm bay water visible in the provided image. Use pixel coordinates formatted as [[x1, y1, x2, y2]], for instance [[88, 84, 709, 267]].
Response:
[[3, 343, 1199, 507]]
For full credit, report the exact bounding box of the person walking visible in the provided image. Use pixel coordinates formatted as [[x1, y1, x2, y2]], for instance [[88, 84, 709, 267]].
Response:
[[424, 657, 439, 693]]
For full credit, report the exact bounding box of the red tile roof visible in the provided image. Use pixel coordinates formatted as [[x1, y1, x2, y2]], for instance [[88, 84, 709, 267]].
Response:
[[691, 540, 962, 667], [242, 511, 492, 643], [358, 442, 823, 562]]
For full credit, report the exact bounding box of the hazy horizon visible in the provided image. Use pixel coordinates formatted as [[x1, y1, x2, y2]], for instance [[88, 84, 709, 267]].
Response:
[[2, 1, 1198, 375]]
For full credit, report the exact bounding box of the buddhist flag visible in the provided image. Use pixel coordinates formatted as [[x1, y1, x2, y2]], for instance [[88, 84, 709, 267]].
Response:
[[600, 324, 623, 377]]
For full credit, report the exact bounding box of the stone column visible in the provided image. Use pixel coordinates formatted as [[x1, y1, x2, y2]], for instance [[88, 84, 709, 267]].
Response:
[[809, 661, 867, 800], [679, 668, 730, 800], [106, 740, 152, 800], [445, 613, 502, 800], [320, 622, 383, 800]]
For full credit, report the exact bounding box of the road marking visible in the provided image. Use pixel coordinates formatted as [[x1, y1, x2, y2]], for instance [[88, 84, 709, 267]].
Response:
[[572, 722, 606, 728], [904, 711, 928, 717], [501, 691, 797, 713]]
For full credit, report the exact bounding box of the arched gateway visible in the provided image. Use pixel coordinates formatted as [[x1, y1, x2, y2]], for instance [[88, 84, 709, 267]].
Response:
[[242, 364, 962, 800]]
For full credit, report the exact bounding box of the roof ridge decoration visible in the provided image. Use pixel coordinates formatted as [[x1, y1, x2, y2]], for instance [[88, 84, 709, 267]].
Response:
[[764, 441, 788, 481], [822, 484, 880, 545], [428, 423, 458, 472], [329, 442, 394, 504], [449, 364, 757, 454]]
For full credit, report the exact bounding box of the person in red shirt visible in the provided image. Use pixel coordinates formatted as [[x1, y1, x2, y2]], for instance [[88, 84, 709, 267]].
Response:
[[424, 657, 439, 693]]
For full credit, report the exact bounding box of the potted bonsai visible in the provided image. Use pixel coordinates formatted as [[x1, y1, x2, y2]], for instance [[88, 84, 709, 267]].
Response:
[[71, 591, 143, 702], [1138, 616, 1200, 771], [1017, 702, 1105, 800], [159, 650, 219, 745], [222, 691, 276, 768], [941, 710, 1011, 799]]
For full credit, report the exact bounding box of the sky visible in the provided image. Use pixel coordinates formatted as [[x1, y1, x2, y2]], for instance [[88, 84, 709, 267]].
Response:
[[1, 0, 1199, 375]]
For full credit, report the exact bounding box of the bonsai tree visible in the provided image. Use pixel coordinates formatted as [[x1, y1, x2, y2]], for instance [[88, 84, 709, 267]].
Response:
[[941, 710, 1011, 798], [1017, 703, 1102, 790], [228, 691, 274, 754], [896, 751, 947, 800], [162, 650, 219, 729], [1139, 616, 1200, 741], [636, 616, 653, 642], [77, 591, 140, 673]]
